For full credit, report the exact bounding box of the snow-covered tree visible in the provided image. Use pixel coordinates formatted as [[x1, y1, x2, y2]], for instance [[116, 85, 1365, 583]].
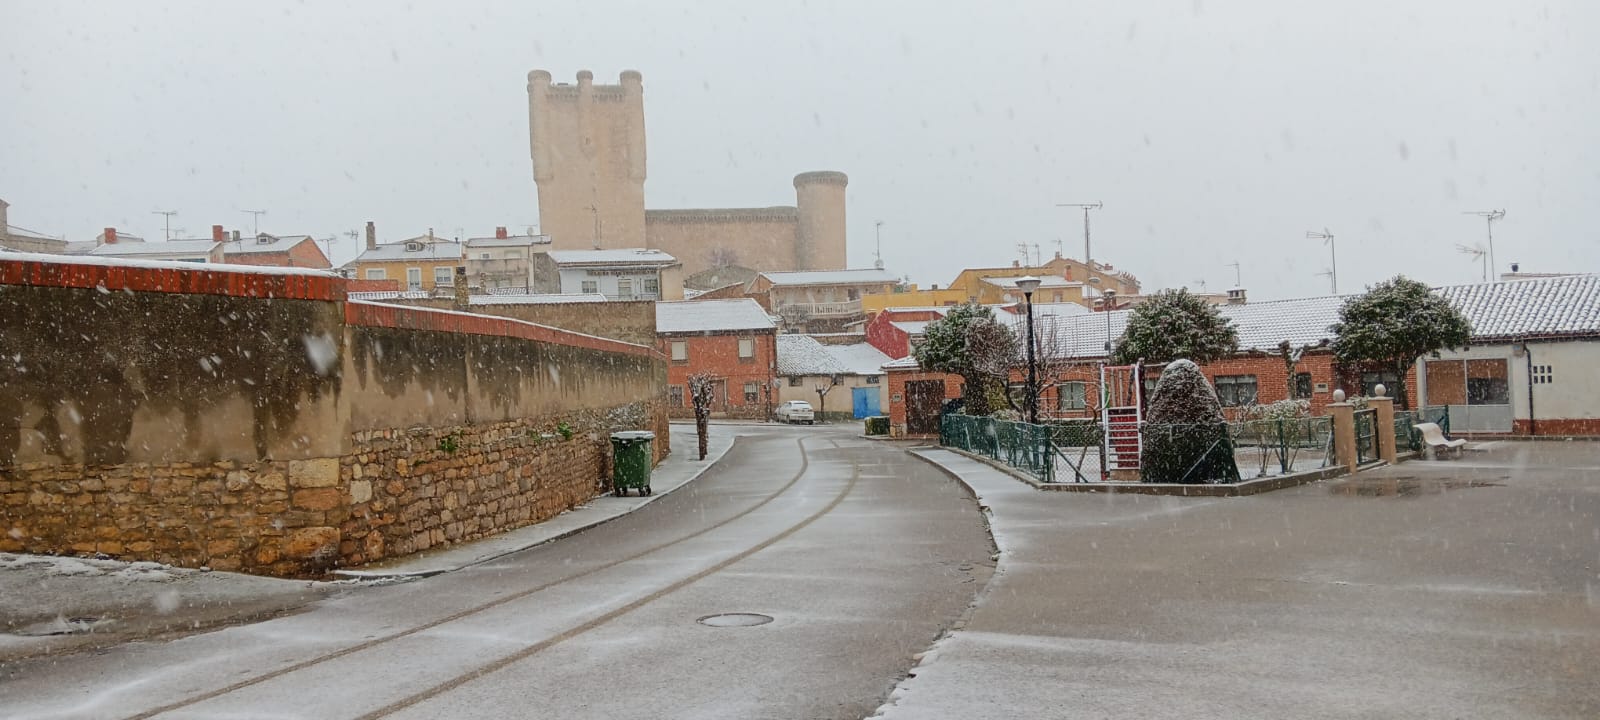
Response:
[[1330, 276, 1471, 409], [1111, 289, 1238, 366], [1141, 359, 1240, 483], [913, 302, 1018, 417]]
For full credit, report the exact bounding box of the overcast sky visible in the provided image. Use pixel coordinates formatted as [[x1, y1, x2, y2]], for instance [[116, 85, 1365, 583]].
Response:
[[3, 1, 1595, 299]]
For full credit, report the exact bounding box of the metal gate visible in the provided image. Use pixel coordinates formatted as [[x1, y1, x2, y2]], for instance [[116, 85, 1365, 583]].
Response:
[[1100, 362, 1144, 479], [1354, 408, 1377, 463]]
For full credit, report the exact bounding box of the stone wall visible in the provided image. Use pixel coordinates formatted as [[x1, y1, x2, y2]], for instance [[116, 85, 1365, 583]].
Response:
[[381, 297, 657, 346], [0, 255, 668, 576]]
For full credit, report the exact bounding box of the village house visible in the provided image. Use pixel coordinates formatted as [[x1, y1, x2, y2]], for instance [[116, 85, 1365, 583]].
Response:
[[882, 275, 1600, 437], [533, 248, 684, 301], [862, 254, 1142, 313], [88, 228, 222, 263], [344, 223, 462, 293], [746, 268, 900, 333], [465, 227, 551, 294], [656, 298, 778, 418], [219, 228, 332, 269], [774, 334, 892, 420]]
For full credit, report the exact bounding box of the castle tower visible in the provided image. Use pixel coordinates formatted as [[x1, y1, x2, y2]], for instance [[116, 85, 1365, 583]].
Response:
[[793, 171, 848, 270], [528, 69, 647, 249]]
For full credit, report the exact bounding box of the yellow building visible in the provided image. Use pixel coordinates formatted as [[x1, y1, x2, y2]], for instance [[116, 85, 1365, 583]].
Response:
[[862, 254, 1141, 314], [345, 226, 462, 292]]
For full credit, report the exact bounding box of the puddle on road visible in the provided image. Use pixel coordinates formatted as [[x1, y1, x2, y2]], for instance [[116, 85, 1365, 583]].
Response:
[[1329, 475, 1505, 498]]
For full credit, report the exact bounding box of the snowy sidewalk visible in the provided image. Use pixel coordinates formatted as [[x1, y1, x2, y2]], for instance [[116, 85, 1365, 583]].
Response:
[[335, 424, 737, 579]]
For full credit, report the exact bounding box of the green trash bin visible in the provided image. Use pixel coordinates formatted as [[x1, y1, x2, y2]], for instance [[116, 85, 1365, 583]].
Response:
[[610, 431, 656, 497]]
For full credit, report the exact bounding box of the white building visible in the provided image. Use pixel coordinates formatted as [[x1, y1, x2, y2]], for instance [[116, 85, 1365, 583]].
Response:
[[533, 248, 684, 301], [775, 334, 892, 419], [465, 228, 551, 294]]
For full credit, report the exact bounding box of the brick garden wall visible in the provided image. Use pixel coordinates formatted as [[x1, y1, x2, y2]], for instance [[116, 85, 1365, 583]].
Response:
[[0, 255, 668, 576]]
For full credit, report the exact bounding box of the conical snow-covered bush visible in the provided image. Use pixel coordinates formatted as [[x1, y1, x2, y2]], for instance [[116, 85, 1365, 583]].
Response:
[[1142, 359, 1240, 484]]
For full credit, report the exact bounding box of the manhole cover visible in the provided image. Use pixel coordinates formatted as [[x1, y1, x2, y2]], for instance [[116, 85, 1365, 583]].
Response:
[[697, 612, 773, 627]]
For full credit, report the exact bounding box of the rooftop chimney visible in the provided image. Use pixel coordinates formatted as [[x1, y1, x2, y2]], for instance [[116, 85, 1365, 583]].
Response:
[[495, 226, 508, 239], [365, 221, 376, 250], [0, 199, 9, 240], [1226, 287, 1248, 305], [1510, 262, 1520, 273], [212, 224, 225, 242], [103, 227, 118, 245], [232, 230, 241, 242], [1012, 260, 1020, 268]]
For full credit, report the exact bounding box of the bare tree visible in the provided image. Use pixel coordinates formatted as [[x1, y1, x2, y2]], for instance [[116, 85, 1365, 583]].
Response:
[[688, 372, 717, 460], [813, 376, 839, 422]]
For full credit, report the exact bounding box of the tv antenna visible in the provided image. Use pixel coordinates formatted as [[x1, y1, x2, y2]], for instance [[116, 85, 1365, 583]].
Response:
[[1455, 243, 1488, 282], [241, 209, 267, 237], [151, 210, 178, 241], [874, 220, 885, 269], [1055, 201, 1102, 267], [1306, 228, 1336, 294], [1226, 261, 1242, 287], [1462, 209, 1505, 280]]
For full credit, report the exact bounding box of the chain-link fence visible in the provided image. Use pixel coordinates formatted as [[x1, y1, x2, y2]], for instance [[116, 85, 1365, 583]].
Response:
[[1229, 417, 1333, 477]]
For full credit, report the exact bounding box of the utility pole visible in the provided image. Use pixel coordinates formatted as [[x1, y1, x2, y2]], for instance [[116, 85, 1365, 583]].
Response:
[[874, 220, 885, 269], [242, 209, 267, 237], [152, 210, 178, 241], [1463, 210, 1506, 279], [1307, 228, 1336, 294], [1055, 201, 1103, 271]]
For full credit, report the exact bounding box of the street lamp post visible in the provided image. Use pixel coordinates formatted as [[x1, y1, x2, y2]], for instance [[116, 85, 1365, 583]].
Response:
[[1015, 276, 1041, 425]]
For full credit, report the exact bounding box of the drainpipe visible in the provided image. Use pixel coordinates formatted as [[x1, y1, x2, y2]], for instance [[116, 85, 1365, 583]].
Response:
[[1523, 340, 1536, 437]]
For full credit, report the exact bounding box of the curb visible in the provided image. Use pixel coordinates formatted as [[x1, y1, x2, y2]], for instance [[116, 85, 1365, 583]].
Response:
[[333, 435, 744, 580], [939, 445, 1348, 496]]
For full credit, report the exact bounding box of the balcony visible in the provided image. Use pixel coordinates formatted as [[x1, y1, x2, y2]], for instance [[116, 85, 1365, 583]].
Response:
[[776, 299, 863, 320]]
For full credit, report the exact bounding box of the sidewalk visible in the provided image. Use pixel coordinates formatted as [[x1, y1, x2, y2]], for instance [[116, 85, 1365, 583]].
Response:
[[334, 424, 736, 579]]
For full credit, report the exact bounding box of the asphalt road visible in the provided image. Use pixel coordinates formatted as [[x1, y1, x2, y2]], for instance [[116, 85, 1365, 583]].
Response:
[[0, 427, 994, 720], [879, 441, 1600, 719]]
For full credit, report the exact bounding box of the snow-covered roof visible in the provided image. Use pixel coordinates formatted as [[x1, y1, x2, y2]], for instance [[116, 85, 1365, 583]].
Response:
[[89, 240, 219, 258], [0, 250, 335, 276], [656, 298, 775, 334], [470, 293, 606, 305], [350, 238, 462, 263], [759, 268, 900, 286], [879, 305, 955, 316], [466, 234, 550, 248], [980, 276, 1081, 290], [546, 249, 677, 266], [776, 335, 891, 376], [1439, 275, 1600, 340], [221, 234, 315, 255], [6, 225, 60, 241], [891, 320, 935, 335], [882, 355, 922, 370]]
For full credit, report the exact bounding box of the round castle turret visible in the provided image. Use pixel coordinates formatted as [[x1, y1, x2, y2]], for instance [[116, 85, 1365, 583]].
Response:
[[793, 171, 847, 271]]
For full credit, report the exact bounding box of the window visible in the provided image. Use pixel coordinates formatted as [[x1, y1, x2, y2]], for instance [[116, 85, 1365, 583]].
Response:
[[1532, 364, 1554, 385], [405, 242, 423, 252], [738, 338, 754, 359], [581, 280, 598, 294], [743, 381, 759, 403], [1052, 292, 1063, 303], [434, 267, 453, 287], [787, 376, 803, 387], [670, 341, 688, 362], [1294, 372, 1314, 399], [866, 375, 881, 385], [480, 252, 491, 260], [1056, 381, 1086, 411], [364, 268, 386, 280], [617, 278, 634, 299], [669, 385, 684, 407], [406, 267, 422, 290], [1361, 371, 1398, 397], [643, 277, 660, 297], [1214, 375, 1258, 407]]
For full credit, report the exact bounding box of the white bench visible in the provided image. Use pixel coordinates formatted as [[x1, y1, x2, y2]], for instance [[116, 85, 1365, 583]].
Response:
[[1414, 422, 1466, 459]]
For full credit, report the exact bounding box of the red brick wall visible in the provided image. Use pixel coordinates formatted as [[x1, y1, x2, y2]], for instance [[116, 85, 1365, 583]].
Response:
[[865, 312, 912, 359], [222, 241, 332, 269], [661, 331, 778, 418], [885, 367, 961, 434]]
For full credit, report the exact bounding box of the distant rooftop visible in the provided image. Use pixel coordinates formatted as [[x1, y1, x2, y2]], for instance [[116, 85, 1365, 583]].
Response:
[[759, 268, 900, 286], [546, 248, 678, 266], [776, 335, 891, 376], [657, 298, 775, 334], [349, 237, 463, 263], [221, 233, 316, 255], [89, 240, 219, 258], [466, 234, 551, 249]]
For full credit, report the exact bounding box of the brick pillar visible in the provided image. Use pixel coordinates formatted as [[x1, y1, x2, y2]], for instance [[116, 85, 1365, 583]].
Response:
[[1369, 396, 1397, 464], [1328, 402, 1357, 473], [454, 266, 470, 310]]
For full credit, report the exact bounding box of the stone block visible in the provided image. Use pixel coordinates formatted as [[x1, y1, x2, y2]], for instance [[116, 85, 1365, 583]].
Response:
[[257, 472, 287, 491], [293, 487, 343, 511], [282, 528, 340, 564], [288, 458, 341, 488], [349, 480, 372, 504]]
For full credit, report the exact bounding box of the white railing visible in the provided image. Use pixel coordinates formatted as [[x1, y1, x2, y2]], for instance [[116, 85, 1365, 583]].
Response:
[[778, 299, 863, 318]]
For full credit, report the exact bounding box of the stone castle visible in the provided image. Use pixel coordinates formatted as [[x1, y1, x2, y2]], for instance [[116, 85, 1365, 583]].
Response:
[[528, 70, 847, 284]]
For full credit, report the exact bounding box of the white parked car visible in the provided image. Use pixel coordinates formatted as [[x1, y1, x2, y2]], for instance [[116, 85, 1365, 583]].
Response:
[[774, 400, 815, 424]]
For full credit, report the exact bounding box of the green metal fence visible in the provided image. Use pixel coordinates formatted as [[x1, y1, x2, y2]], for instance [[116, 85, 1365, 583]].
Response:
[[1229, 417, 1333, 476], [1353, 408, 1377, 463], [940, 414, 1054, 481]]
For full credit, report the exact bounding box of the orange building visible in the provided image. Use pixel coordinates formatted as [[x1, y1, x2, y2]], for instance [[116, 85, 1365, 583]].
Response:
[[656, 298, 778, 419]]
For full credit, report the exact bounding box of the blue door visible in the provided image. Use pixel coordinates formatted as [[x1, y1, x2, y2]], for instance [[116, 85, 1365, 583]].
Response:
[[852, 386, 881, 418]]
